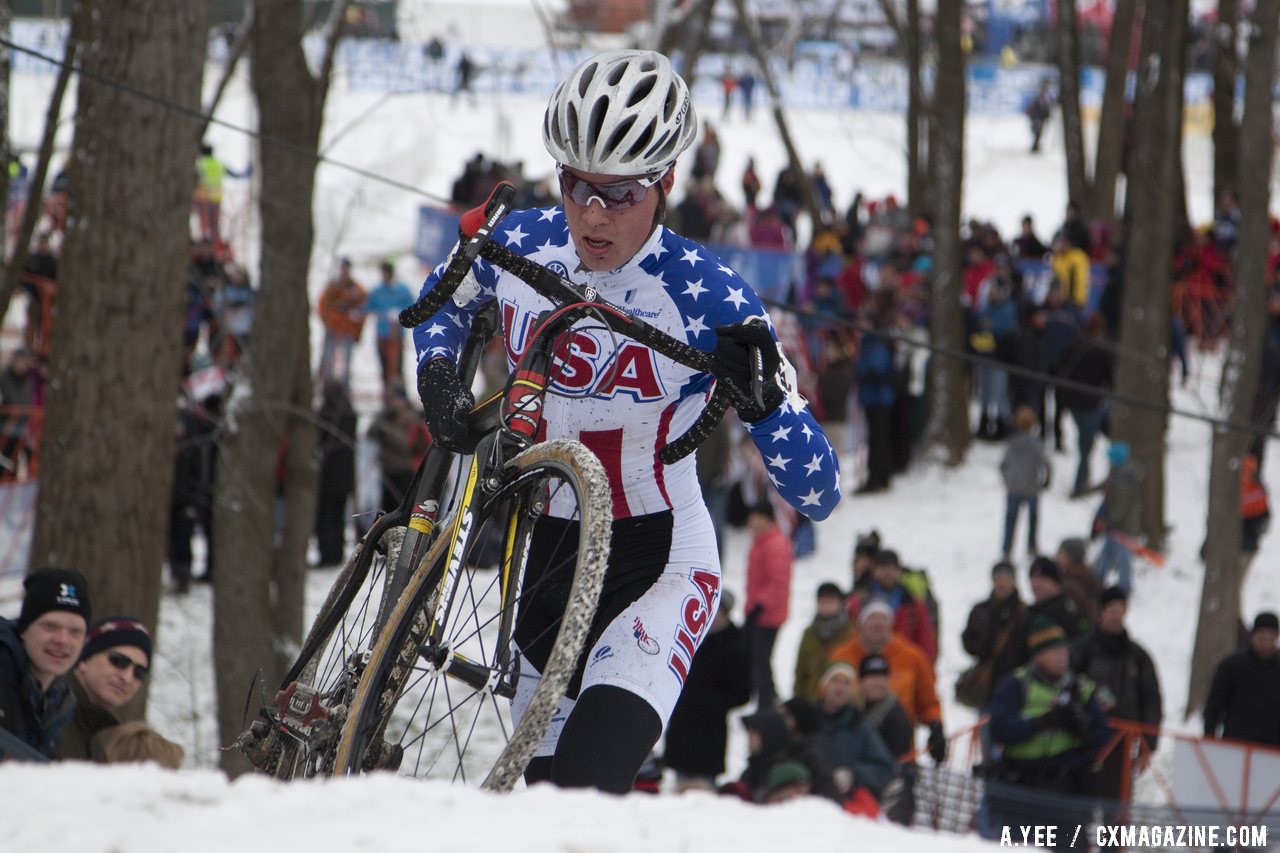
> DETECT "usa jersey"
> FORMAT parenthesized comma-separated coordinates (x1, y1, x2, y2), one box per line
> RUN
(413, 206, 841, 522)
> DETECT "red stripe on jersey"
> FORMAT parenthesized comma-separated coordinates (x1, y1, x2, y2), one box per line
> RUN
(652, 402, 677, 511)
(577, 428, 631, 518)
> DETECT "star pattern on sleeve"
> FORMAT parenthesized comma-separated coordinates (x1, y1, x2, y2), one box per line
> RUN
(538, 207, 561, 222)
(724, 286, 749, 310)
(680, 248, 702, 267)
(769, 424, 792, 443)
(804, 454, 823, 476)
(685, 315, 709, 337)
(504, 224, 529, 248)
(799, 487, 825, 507)
(683, 278, 707, 300)
(766, 452, 791, 470)
(424, 322, 446, 337)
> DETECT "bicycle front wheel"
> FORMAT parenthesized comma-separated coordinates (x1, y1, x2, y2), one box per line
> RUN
(334, 439, 611, 790)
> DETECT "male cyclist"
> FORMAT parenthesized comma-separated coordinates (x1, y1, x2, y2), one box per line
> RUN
(413, 49, 840, 792)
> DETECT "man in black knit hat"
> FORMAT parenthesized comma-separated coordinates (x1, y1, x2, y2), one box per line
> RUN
(0, 567, 92, 759)
(58, 616, 154, 761)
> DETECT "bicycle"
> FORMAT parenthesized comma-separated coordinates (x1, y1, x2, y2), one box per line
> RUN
(235, 183, 756, 790)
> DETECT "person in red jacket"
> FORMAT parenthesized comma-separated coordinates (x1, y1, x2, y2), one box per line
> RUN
(848, 549, 937, 663)
(744, 501, 793, 707)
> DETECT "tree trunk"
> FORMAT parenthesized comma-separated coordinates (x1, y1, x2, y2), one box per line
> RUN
(675, 0, 716, 94)
(905, 0, 929, 222)
(731, 0, 825, 230)
(1210, 0, 1239, 207)
(30, 0, 206, 656)
(213, 0, 339, 772)
(0, 30, 75, 321)
(922, 0, 969, 466)
(0, 1, 11, 261)
(1187, 0, 1277, 718)
(874, 0, 929, 220)
(1110, 0, 1187, 551)
(1087, 0, 1136, 227)
(1055, 0, 1089, 210)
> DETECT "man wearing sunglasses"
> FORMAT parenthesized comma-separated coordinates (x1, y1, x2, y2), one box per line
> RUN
(414, 49, 841, 794)
(57, 616, 153, 762)
(0, 566, 92, 760)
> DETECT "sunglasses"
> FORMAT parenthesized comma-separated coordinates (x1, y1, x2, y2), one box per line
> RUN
(557, 167, 665, 210)
(106, 650, 150, 681)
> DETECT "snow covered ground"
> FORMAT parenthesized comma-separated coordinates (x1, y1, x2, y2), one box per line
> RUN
(2, 23, 1279, 852)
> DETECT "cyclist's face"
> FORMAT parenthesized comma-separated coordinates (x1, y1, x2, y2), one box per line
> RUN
(561, 167, 674, 272)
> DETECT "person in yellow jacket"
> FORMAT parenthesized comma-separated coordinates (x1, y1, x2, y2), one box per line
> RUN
(1050, 232, 1091, 310)
(194, 144, 225, 245)
(984, 618, 1109, 843)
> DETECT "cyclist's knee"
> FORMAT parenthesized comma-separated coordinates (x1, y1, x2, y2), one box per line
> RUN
(550, 685, 662, 794)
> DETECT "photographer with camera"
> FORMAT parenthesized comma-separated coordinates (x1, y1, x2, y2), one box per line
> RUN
(985, 616, 1109, 848)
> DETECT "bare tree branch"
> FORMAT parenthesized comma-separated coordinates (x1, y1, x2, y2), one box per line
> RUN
(199, 0, 255, 141)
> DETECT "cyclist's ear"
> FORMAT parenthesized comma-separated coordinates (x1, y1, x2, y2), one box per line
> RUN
(660, 167, 676, 194)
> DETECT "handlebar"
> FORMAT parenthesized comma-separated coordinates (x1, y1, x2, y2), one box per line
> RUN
(398, 182, 746, 463)
(398, 183, 518, 330)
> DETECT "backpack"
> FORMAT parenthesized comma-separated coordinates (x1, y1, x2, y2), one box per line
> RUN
(900, 566, 940, 640)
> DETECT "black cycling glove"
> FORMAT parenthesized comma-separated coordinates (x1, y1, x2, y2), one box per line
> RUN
(709, 321, 784, 423)
(417, 357, 476, 453)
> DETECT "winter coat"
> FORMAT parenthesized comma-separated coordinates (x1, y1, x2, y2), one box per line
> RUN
(849, 583, 937, 663)
(0, 619, 76, 759)
(318, 277, 367, 341)
(863, 694, 914, 760)
(663, 622, 752, 778)
(1052, 247, 1092, 307)
(856, 331, 896, 409)
(961, 592, 1028, 693)
(1001, 432, 1049, 497)
(1099, 463, 1142, 537)
(745, 526, 792, 629)
(794, 612, 855, 703)
(1010, 594, 1089, 670)
(56, 675, 118, 762)
(828, 633, 941, 726)
(814, 703, 896, 799)
(368, 409, 415, 478)
(1203, 648, 1280, 747)
(172, 408, 219, 511)
(988, 665, 1109, 783)
(1061, 566, 1102, 629)
(317, 392, 358, 498)
(739, 711, 842, 803)
(1042, 308, 1080, 373)
(1056, 337, 1114, 413)
(1070, 629, 1162, 750)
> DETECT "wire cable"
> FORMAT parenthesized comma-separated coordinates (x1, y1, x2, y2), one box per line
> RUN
(0, 33, 455, 206)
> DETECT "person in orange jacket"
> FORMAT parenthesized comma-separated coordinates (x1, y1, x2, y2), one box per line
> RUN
(828, 598, 947, 764)
(317, 258, 367, 388)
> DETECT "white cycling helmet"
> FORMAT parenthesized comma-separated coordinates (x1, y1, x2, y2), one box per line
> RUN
(542, 49, 697, 177)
